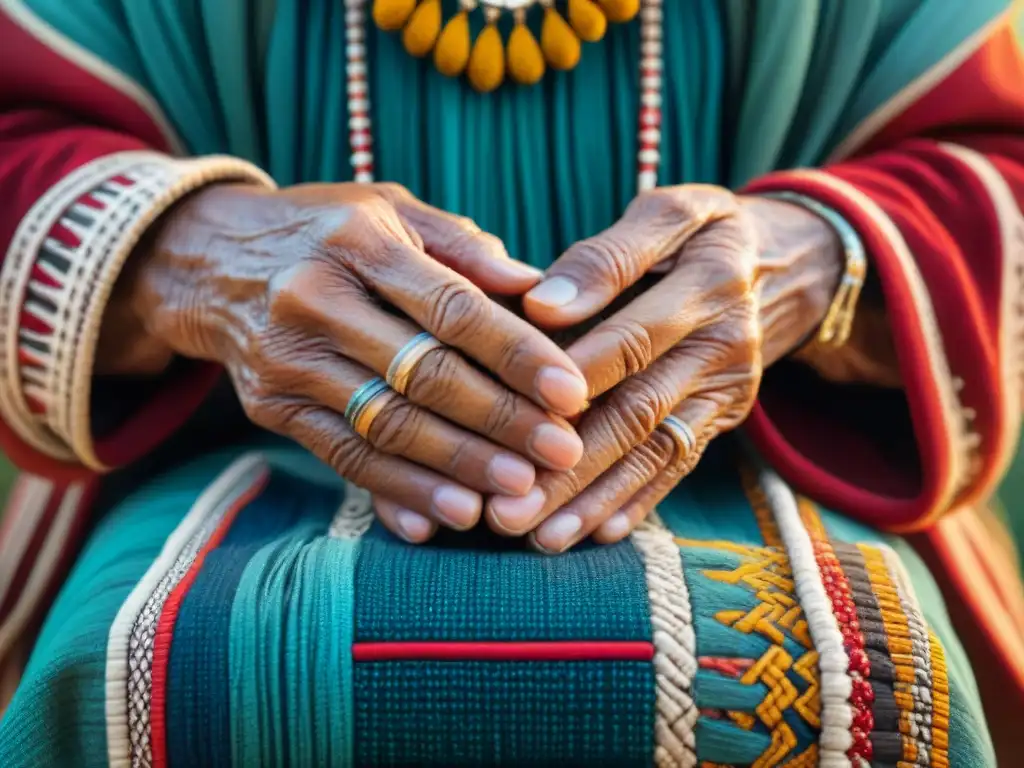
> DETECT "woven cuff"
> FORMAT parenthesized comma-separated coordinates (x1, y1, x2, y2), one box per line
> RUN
(743, 168, 969, 531)
(0, 151, 276, 470)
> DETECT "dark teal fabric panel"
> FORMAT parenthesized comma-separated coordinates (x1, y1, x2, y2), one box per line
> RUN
(354, 660, 654, 766)
(354, 525, 651, 641)
(165, 470, 340, 768)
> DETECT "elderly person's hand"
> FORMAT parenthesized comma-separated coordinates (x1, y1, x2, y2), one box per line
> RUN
(484, 186, 846, 552)
(113, 182, 589, 540)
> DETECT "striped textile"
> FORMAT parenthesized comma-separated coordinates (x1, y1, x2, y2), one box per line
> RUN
(0, 439, 995, 767)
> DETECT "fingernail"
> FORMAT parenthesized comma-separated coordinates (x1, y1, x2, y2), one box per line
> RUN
(527, 276, 578, 308)
(499, 260, 545, 281)
(432, 485, 482, 529)
(527, 423, 584, 469)
(535, 511, 583, 552)
(535, 367, 589, 415)
(487, 453, 536, 495)
(395, 508, 434, 543)
(598, 511, 632, 541)
(488, 486, 546, 533)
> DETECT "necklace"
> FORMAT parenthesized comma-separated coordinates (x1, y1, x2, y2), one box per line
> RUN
(372, 0, 642, 91)
(346, 0, 663, 193)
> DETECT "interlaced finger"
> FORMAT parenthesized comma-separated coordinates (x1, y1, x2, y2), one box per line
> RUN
(592, 397, 722, 545)
(486, 312, 761, 539)
(336, 216, 590, 417)
(255, 398, 485, 531)
(273, 267, 584, 470)
(523, 186, 738, 328)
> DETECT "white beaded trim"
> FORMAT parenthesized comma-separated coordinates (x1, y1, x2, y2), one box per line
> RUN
(630, 515, 698, 767)
(0, 151, 275, 470)
(758, 462, 854, 766)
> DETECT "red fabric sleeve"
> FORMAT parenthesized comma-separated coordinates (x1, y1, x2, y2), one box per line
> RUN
(0, 9, 221, 479)
(743, 19, 1024, 533)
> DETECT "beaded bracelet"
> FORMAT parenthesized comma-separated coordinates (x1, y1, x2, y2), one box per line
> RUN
(761, 190, 868, 348)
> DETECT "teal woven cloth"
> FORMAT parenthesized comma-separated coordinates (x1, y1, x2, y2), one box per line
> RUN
(0, 439, 995, 766)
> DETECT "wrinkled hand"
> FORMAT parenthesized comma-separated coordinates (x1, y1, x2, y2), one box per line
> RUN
(485, 186, 844, 552)
(121, 182, 589, 540)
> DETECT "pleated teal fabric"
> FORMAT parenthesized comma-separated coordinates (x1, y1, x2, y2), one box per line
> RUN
(24, 0, 1011, 260)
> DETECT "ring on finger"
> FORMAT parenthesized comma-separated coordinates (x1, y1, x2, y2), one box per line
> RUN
(386, 331, 445, 395)
(660, 414, 696, 461)
(345, 377, 392, 438)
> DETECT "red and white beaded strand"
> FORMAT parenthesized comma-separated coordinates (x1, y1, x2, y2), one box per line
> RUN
(344, 0, 664, 194)
(637, 0, 663, 192)
(346, 0, 374, 183)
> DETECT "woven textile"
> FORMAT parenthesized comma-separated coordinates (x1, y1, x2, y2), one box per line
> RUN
(0, 440, 996, 767)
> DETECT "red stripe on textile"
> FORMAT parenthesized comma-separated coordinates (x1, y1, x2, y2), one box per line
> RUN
(48, 221, 80, 248)
(351, 641, 655, 662)
(149, 470, 268, 768)
(19, 311, 51, 335)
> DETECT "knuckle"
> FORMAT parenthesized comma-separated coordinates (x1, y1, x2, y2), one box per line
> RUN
(483, 386, 519, 438)
(542, 467, 586, 504)
(588, 401, 655, 459)
(599, 319, 656, 378)
(325, 433, 374, 481)
(373, 181, 411, 201)
(494, 334, 535, 378)
(367, 398, 420, 455)
(404, 347, 462, 406)
(608, 375, 676, 436)
(423, 280, 490, 342)
(565, 236, 633, 289)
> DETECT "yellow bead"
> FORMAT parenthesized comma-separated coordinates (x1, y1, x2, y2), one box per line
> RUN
(434, 11, 471, 77)
(568, 0, 607, 42)
(508, 21, 545, 85)
(468, 24, 505, 92)
(402, 0, 441, 58)
(541, 8, 581, 71)
(372, 0, 416, 31)
(598, 0, 640, 23)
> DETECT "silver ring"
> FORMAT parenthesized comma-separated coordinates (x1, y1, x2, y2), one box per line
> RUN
(345, 377, 390, 435)
(660, 414, 696, 459)
(385, 331, 445, 395)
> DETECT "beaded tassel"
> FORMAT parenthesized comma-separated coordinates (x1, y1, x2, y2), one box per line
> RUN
(353, 0, 664, 200)
(373, 0, 639, 90)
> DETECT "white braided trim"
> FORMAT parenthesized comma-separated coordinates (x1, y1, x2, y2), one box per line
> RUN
(630, 517, 697, 767)
(327, 481, 374, 539)
(105, 452, 268, 768)
(0, 151, 276, 469)
(759, 465, 854, 766)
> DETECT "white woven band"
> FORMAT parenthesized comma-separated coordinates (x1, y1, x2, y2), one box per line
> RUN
(0, 151, 276, 469)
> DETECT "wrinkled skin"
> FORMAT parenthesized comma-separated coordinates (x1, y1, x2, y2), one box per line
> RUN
(104, 182, 593, 538)
(103, 182, 842, 549)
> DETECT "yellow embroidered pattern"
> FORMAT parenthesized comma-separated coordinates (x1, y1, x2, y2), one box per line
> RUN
(679, 538, 820, 768)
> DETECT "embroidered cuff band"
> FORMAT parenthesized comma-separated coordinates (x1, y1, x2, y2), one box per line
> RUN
(0, 151, 276, 470)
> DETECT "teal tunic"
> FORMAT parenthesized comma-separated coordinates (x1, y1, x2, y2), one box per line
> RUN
(0, 1, 1013, 765)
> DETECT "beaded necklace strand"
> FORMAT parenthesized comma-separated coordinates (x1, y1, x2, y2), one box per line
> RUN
(344, 0, 663, 193)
